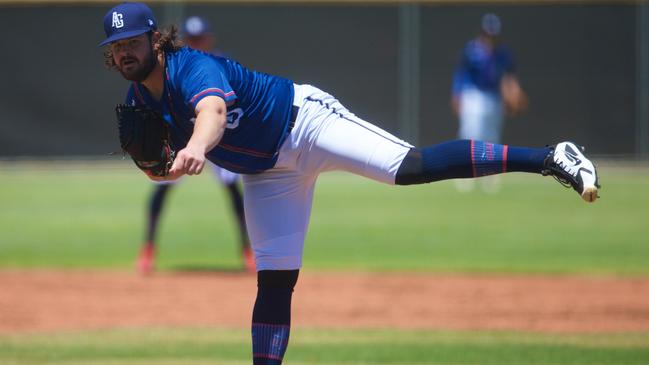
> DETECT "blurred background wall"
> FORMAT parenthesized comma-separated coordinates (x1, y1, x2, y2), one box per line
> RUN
(0, 0, 646, 158)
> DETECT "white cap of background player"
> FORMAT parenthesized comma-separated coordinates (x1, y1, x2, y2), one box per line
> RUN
(183, 16, 212, 37)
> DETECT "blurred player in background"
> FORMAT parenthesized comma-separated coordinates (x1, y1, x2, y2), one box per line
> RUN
(451, 13, 529, 192)
(182, 15, 228, 58)
(138, 15, 254, 275)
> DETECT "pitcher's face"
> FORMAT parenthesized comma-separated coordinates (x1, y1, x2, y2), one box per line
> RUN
(110, 34, 156, 82)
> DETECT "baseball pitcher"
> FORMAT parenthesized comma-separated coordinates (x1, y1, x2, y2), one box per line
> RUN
(101, 3, 599, 364)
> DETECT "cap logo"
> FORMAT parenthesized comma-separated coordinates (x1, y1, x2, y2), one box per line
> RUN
(112, 12, 124, 29)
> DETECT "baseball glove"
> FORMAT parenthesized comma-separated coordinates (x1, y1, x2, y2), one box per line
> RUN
(115, 104, 175, 177)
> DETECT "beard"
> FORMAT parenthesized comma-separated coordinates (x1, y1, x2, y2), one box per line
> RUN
(117, 48, 156, 82)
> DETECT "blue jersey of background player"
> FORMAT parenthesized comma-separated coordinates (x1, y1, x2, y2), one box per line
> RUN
(451, 13, 528, 124)
(126, 46, 295, 174)
(451, 36, 515, 97)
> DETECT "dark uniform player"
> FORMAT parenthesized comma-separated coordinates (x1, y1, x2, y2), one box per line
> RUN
(138, 15, 253, 275)
(100, 3, 599, 364)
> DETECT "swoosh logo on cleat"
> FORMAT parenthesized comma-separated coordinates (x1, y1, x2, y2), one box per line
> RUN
(564, 144, 582, 165)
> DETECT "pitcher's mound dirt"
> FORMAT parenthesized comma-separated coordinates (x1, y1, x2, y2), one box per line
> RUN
(1, 270, 649, 333)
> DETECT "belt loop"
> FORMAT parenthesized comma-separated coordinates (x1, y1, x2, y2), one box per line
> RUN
(289, 105, 299, 130)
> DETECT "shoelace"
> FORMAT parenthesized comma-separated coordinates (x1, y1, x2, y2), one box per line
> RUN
(552, 173, 574, 189)
(551, 158, 578, 189)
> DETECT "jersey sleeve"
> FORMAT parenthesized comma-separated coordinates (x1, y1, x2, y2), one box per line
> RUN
(451, 46, 470, 96)
(177, 52, 237, 109)
(451, 68, 465, 97)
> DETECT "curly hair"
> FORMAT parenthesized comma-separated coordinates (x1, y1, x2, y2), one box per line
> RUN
(103, 25, 184, 70)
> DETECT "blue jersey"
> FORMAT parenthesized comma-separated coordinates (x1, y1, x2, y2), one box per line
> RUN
(126, 47, 295, 174)
(452, 38, 515, 97)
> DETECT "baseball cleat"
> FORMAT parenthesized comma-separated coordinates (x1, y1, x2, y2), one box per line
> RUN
(243, 246, 256, 273)
(542, 142, 600, 203)
(137, 242, 156, 275)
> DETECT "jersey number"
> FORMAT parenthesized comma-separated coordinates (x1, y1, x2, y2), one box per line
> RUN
(226, 108, 243, 130)
(190, 108, 242, 130)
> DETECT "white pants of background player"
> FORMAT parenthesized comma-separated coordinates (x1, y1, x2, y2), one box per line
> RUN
(243, 84, 413, 271)
(456, 87, 504, 193)
(458, 88, 504, 143)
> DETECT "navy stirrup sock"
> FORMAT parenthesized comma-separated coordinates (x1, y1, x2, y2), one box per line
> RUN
(146, 184, 171, 242)
(395, 139, 550, 185)
(506, 145, 552, 173)
(252, 270, 299, 365)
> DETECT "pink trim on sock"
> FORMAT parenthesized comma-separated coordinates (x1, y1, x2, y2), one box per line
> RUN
(253, 353, 284, 360)
(502, 145, 509, 173)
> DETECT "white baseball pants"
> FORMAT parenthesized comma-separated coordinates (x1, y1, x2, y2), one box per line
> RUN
(243, 84, 413, 271)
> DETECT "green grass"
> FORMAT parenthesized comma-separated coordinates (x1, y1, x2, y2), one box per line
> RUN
(1, 161, 648, 364)
(0, 160, 648, 274)
(0, 328, 648, 365)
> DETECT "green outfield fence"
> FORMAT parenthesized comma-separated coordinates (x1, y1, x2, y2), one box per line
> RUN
(0, 0, 647, 158)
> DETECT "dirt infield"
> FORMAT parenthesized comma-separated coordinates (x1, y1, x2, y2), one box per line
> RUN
(1, 270, 649, 334)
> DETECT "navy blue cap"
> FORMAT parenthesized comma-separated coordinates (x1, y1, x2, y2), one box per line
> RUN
(99, 2, 157, 47)
(182, 16, 212, 37)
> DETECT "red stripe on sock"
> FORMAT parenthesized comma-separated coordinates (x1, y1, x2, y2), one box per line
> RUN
(502, 145, 508, 173)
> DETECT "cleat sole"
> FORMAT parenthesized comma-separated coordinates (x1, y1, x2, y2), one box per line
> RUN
(582, 186, 598, 203)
